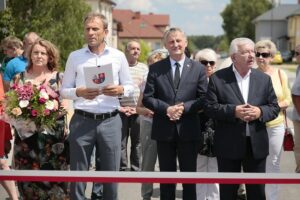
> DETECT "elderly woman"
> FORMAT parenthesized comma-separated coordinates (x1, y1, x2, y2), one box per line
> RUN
(194, 48, 219, 200)
(12, 39, 69, 199)
(255, 40, 291, 200)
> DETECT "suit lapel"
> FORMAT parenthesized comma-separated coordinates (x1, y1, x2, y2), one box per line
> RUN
(178, 58, 192, 90)
(164, 58, 176, 93)
(228, 66, 245, 103)
(247, 70, 257, 103)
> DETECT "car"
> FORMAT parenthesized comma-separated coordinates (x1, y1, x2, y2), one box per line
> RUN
(280, 50, 293, 62)
(271, 51, 283, 64)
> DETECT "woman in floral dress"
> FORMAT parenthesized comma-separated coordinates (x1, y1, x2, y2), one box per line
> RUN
(12, 39, 69, 200)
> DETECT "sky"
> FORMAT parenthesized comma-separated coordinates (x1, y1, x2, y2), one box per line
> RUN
(114, 0, 298, 36)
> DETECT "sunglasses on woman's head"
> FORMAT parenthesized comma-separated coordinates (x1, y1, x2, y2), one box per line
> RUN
(200, 60, 215, 66)
(255, 52, 271, 58)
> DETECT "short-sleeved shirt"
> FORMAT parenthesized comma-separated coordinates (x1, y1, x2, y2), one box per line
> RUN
(119, 62, 148, 107)
(3, 56, 27, 81)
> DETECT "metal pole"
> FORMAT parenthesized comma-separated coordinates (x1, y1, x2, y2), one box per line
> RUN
(0, 0, 6, 11)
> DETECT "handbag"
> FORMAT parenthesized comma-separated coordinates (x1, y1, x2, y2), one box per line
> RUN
(282, 109, 294, 151)
(278, 70, 294, 151)
(283, 125, 294, 151)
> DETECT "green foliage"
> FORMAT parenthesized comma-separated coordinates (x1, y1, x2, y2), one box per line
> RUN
(0, 0, 91, 70)
(138, 40, 150, 64)
(221, 0, 272, 42)
(188, 35, 229, 54)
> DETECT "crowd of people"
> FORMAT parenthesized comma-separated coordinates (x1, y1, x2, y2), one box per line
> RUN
(1, 11, 300, 200)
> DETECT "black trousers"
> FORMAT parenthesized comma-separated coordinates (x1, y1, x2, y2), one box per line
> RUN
(120, 113, 141, 171)
(217, 137, 266, 200)
(157, 133, 198, 200)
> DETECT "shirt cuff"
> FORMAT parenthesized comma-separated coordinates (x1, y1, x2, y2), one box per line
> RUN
(122, 85, 134, 97)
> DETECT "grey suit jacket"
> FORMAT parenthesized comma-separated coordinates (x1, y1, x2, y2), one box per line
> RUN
(205, 65, 280, 159)
(143, 56, 207, 141)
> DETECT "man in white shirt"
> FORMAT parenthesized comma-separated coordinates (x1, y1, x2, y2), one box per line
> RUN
(61, 12, 134, 200)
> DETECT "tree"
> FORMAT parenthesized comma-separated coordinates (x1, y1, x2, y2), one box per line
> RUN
(138, 40, 150, 64)
(0, 0, 91, 69)
(221, 0, 272, 42)
(187, 35, 228, 54)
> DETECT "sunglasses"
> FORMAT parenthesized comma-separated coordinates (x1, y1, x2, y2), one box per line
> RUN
(295, 52, 300, 56)
(200, 60, 215, 66)
(255, 52, 271, 58)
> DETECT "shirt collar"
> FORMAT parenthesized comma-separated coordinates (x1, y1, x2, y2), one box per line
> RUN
(170, 56, 185, 68)
(232, 64, 251, 79)
(84, 45, 110, 56)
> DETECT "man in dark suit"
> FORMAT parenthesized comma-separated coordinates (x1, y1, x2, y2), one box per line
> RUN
(205, 38, 280, 200)
(143, 27, 207, 200)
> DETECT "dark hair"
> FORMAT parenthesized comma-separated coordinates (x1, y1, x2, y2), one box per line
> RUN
(27, 39, 59, 72)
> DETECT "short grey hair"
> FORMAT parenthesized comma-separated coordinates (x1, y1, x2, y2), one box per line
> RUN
(229, 38, 254, 55)
(163, 27, 187, 45)
(84, 12, 108, 30)
(194, 48, 218, 62)
(255, 39, 277, 57)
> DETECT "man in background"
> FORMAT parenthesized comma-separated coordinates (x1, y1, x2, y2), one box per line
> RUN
(119, 40, 148, 171)
(3, 32, 39, 90)
(292, 44, 300, 173)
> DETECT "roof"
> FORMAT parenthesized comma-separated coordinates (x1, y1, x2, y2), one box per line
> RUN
(102, 0, 116, 6)
(253, 4, 300, 22)
(113, 9, 169, 38)
(288, 8, 300, 17)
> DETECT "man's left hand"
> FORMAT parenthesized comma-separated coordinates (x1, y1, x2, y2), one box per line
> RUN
(243, 104, 261, 122)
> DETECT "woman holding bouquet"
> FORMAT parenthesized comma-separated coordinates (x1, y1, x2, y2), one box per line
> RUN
(10, 39, 69, 199)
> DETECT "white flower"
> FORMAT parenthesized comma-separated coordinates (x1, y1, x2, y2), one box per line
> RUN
(45, 100, 55, 110)
(19, 100, 29, 108)
(39, 89, 49, 100)
(11, 107, 22, 116)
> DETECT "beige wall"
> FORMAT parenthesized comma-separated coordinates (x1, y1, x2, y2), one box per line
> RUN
(288, 15, 300, 50)
(85, 0, 117, 48)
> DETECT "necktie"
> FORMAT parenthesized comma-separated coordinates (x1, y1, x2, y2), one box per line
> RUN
(174, 62, 180, 89)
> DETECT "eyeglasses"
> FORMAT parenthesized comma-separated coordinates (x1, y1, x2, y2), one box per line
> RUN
(200, 60, 215, 66)
(295, 52, 300, 56)
(255, 52, 271, 58)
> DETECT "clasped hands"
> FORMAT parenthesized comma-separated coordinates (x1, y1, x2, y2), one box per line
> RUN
(119, 106, 137, 116)
(235, 104, 261, 122)
(76, 85, 123, 100)
(167, 102, 184, 121)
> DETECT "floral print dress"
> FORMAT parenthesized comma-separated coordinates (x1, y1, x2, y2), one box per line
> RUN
(13, 72, 70, 200)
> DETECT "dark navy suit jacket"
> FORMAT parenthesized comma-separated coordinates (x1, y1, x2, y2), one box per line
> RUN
(143, 56, 207, 141)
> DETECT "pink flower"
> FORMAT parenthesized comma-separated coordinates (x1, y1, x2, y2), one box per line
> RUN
(39, 98, 47, 104)
(31, 109, 37, 117)
(44, 109, 50, 116)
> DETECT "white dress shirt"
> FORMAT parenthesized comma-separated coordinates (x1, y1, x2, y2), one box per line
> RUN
(170, 57, 185, 78)
(61, 46, 134, 113)
(232, 64, 251, 136)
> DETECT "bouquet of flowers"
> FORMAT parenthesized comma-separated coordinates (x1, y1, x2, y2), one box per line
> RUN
(2, 81, 66, 139)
